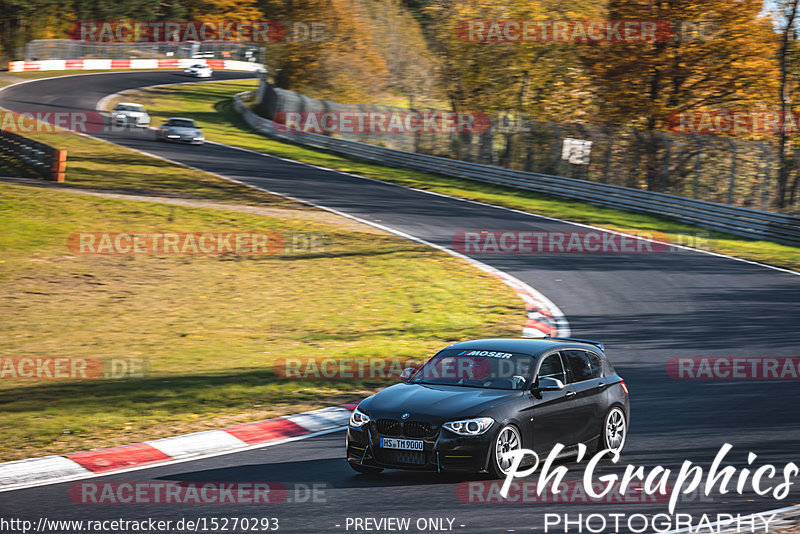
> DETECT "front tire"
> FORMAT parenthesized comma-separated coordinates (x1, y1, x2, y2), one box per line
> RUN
(597, 407, 627, 454)
(488, 425, 522, 478)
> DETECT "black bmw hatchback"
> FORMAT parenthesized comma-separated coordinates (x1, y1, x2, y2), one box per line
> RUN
(346, 337, 629, 477)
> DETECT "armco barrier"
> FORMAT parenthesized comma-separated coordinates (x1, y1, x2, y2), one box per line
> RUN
(232, 92, 800, 247)
(8, 58, 262, 72)
(0, 130, 67, 182)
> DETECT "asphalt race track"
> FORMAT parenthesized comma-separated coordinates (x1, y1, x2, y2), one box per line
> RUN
(1, 72, 799, 533)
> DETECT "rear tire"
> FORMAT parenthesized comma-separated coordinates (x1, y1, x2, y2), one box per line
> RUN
(596, 407, 627, 454)
(348, 462, 383, 475)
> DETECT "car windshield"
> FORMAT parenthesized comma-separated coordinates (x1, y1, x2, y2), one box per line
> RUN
(409, 349, 533, 390)
(116, 105, 143, 111)
(191, 65, 206, 68)
(168, 119, 196, 128)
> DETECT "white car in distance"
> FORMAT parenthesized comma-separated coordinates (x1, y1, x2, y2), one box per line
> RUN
(184, 64, 213, 78)
(112, 103, 150, 127)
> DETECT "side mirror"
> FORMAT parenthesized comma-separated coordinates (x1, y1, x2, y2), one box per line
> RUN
(399, 367, 417, 382)
(533, 377, 564, 392)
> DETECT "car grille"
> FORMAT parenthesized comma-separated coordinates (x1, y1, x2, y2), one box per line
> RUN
(404, 421, 432, 438)
(377, 419, 401, 436)
(376, 449, 426, 465)
(375, 419, 433, 438)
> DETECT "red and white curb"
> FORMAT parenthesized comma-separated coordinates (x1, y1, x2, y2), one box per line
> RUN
(0, 401, 358, 492)
(8, 58, 261, 73)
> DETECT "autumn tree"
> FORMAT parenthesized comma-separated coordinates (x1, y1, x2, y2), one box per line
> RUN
(577, 0, 779, 192)
(774, 0, 800, 209)
(185, 0, 261, 21)
(579, 0, 778, 130)
(257, 0, 389, 103)
(1, 0, 190, 65)
(360, 0, 441, 108)
(424, 0, 604, 120)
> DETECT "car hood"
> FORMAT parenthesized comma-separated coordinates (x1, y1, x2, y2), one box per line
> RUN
(359, 382, 520, 421)
(116, 111, 145, 117)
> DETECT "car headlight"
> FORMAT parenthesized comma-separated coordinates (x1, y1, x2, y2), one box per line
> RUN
(167, 134, 180, 139)
(349, 407, 370, 428)
(442, 417, 494, 436)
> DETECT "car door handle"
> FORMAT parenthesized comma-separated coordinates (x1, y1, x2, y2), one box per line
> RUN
(597, 382, 607, 390)
(565, 391, 576, 398)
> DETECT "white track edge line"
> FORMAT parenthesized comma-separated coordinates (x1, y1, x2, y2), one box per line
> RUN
(30, 78, 572, 338)
(112, 143, 573, 338)
(217, 139, 800, 278)
(3, 74, 796, 277)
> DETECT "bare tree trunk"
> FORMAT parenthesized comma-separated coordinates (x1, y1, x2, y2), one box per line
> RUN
(778, 0, 799, 209)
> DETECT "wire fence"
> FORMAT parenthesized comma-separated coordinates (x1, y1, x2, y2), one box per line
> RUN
(22, 39, 263, 63)
(255, 80, 800, 214)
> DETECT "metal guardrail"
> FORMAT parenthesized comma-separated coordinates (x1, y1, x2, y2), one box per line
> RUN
(256, 83, 798, 214)
(0, 130, 67, 182)
(233, 92, 800, 247)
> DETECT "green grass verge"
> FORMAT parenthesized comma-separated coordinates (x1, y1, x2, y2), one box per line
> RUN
(0, 181, 521, 460)
(0, 104, 301, 207)
(108, 80, 800, 272)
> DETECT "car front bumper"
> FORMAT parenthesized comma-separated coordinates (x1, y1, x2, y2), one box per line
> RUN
(346, 423, 494, 473)
(114, 116, 149, 126)
(163, 135, 204, 144)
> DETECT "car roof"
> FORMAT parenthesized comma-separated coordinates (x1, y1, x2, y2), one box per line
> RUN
(167, 117, 195, 122)
(443, 337, 604, 356)
(117, 102, 143, 107)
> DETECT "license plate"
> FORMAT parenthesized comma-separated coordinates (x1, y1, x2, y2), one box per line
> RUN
(379, 437, 424, 451)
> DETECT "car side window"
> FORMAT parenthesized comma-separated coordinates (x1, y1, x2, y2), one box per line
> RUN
(563, 350, 596, 383)
(537, 353, 566, 384)
(586, 351, 603, 378)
